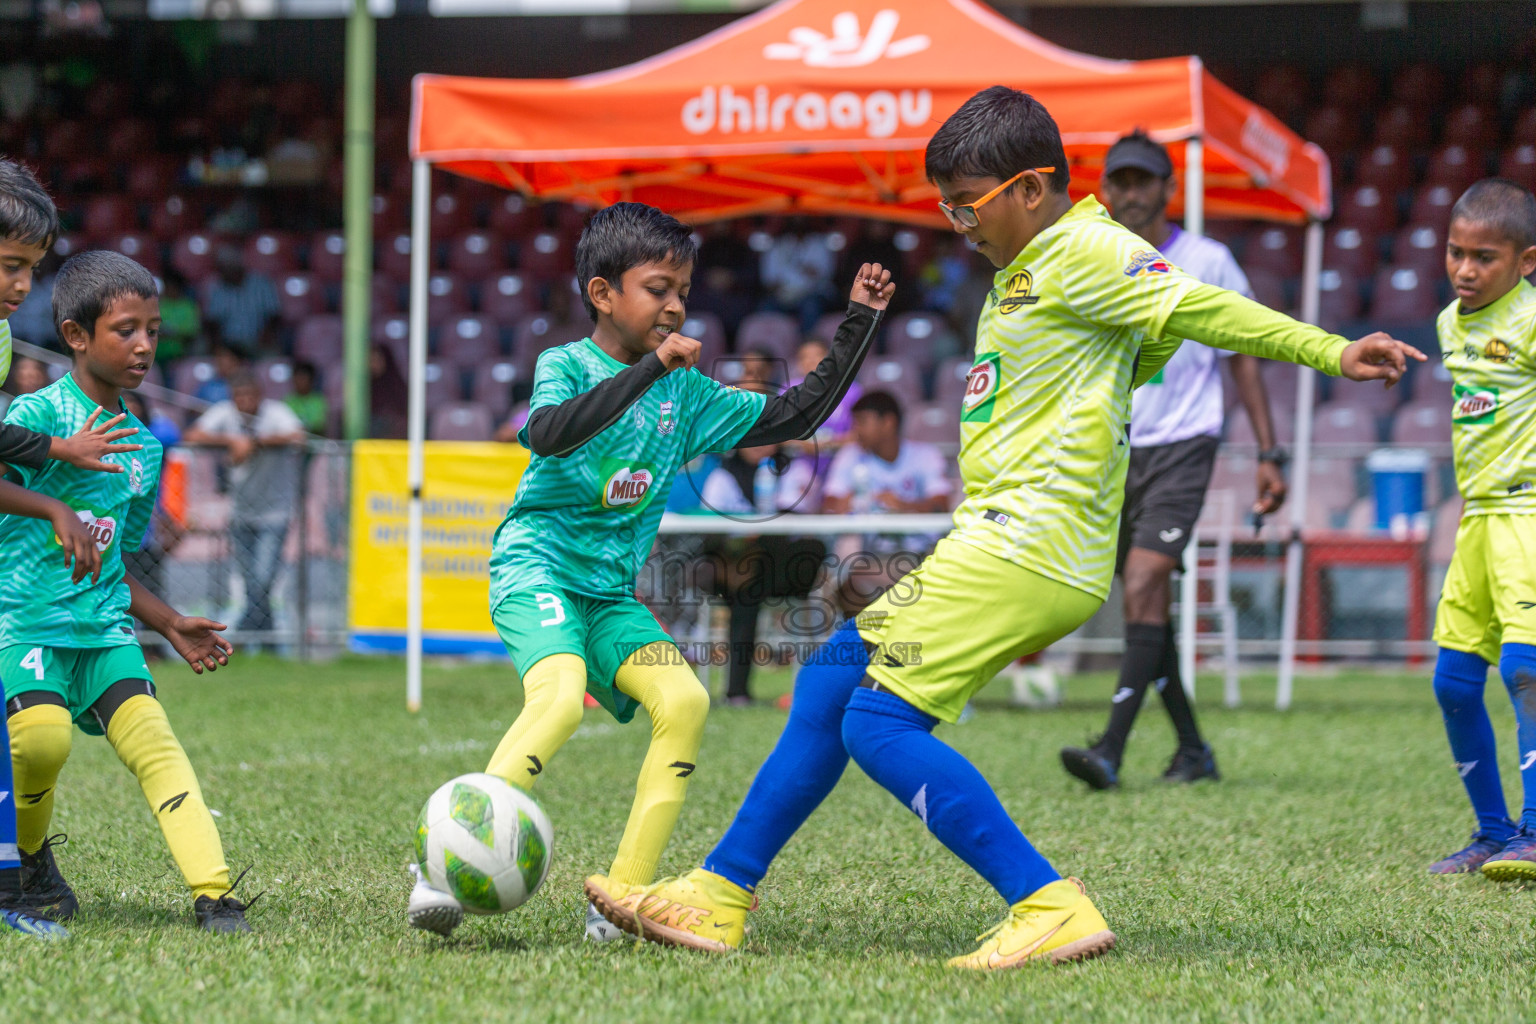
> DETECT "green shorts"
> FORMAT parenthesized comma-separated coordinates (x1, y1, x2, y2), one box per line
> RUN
(491, 588, 678, 724)
(0, 642, 153, 736)
(856, 537, 1102, 723)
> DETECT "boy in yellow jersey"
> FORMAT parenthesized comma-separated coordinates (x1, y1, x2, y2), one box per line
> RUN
(1422, 179, 1536, 881)
(587, 87, 1423, 968)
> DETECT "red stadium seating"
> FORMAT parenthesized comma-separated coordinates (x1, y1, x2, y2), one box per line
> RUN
(126, 157, 175, 199)
(1323, 226, 1377, 279)
(82, 196, 134, 240)
(422, 361, 463, 408)
(107, 118, 156, 162)
(1391, 401, 1452, 444)
(1311, 400, 1380, 445)
(1226, 396, 1295, 445)
(372, 274, 402, 317)
(1390, 62, 1445, 111)
(735, 311, 801, 365)
(170, 232, 220, 281)
(1317, 269, 1363, 332)
(1412, 359, 1454, 405)
(106, 233, 161, 274)
(438, 314, 500, 368)
(148, 195, 195, 241)
(1513, 107, 1536, 144)
(1242, 225, 1303, 279)
(489, 193, 539, 237)
(244, 232, 300, 277)
(427, 273, 470, 326)
(1331, 372, 1405, 417)
(1253, 63, 1309, 122)
(255, 358, 294, 401)
(277, 273, 326, 324)
(933, 357, 973, 410)
(1336, 186, 1397, 235)
(1323, 63, 1379, 110)
(431, 401, 495, 441)
(1356, 145, 1412, 195)
(372, 314, 410, 370)
(1424, 145, 1483, 193)
(512, 314, 588, 375)
(478, 272, 534, 324)
(520, 231, 573, 283)
(1245, 267, 1290, 313)
(379, 232, 414, 281)
(1369, 266, 1440, 324)
(429, 193, 471, 239)
(309, 231, 347, 281)
(372, 193, 406, 236)
(446, 231, 507, 278)
(44, 120, 87, 162)
(1390, 224, 1446, 281)
(1371, 104, 1430, 150)
(294, 315, 345, 367)
(883, 312, 954, 365)
(1302, 106, 1360, 155)
(172, 356, 218, 395)
(906, 403, 959, 447)
(679, 311, 728, 375)
(858, 356, 924, 411)
(1443, 104, 1497, 149)
(1499, 144, 1536, 191)
(1407, 185, 1457, 234)
(471, 361, 521, 418)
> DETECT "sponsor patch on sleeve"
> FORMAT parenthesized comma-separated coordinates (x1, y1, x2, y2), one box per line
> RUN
(1124, 250, 1173, 277)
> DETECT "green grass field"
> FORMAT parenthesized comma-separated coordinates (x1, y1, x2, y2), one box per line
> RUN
(0, 655, 1531, 1023)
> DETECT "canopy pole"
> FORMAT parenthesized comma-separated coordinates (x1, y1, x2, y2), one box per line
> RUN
(342, 0, 375, 441)
(1277, 219, 1324, 711)
(1176, 135, 1204, 698)
(406, 158, 431, 713)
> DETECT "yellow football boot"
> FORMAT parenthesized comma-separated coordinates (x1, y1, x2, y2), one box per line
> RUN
(585, 869, 751, 953)
(947, 878, 1115, 970)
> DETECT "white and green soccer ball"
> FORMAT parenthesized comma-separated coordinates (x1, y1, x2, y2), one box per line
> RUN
(414, 772, 553, 915)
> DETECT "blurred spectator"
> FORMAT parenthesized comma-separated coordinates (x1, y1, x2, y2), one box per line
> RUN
(5, 356, 49, 396)
(369, 343, 408, 439)
(919, 236, 974, 315)
(8, 256, 56, 348)
(183, 370, 306, 646)
(120, 391, 183, 605)
(284, 359, 328, 436)
(688, 221, 758, 337)
(822, 391, 952, 613)
(761, 219, 835, 333)
(203, 245, 279, 354)
(157, 269, 202, 364)
(737, 347, 782, 394)
(699, 442, 824, 704)
(493, 401, 531, 444)
(786, 338, 861, 445)
(195, 343, 246, 405)
(842, 221, 906, 312)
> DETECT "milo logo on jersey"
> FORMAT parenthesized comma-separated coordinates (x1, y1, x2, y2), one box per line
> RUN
(598, 459, 660, 512)
(961, 353, 1001, 423)
(1453, 384, 1499, 425)
(49, 508, 118, 552)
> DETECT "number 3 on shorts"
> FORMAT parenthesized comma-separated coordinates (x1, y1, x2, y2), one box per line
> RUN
(535, 592, 566, 627)
(19, 646, 45, 681)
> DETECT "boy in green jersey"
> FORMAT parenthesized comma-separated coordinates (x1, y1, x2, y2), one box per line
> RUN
(0, 251, 253, 933)
(1423, 179, 1536, 880)
(407, 202, 893, 939)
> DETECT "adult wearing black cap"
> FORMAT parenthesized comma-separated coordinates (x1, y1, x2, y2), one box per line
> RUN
(1059, 131, 1287, 790)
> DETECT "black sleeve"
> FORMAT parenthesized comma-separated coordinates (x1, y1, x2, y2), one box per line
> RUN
(0, 422, 52, 471)
(736, 301, 882, 447)
(524, 351, 670, 458)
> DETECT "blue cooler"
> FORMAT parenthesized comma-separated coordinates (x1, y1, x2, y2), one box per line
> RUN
(1367, 448, 1430, 537)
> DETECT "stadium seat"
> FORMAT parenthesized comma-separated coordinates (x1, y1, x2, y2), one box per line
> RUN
(1369, 266, 1440, 324)
(1242, 225, 1303, 278)
(446, 231, 508, 278)
(82, 196, 134, 240)
(1356, 145, 1411, 195)
(489, 193, 539, 237)
(1424, 145, 1484, 193)
(1258, 360, 1301, 409)
(438, 314, 500, 368)
(1316, 269, 1363, 332)
(477, 271, 533, 329)
(680, 311, 728, 374)
(43, 120, 87, 162)
(308, 231, 347, 281)
(735, 311, 801, 366)
(1323, 226, 1378, 280)
(1391, 401, 1451, 444)
(148, 195, 194, 241)
(472, 361, 520, 418)
(1407, 185, 1457, 234)
(1246, 267, 1290, 313)
(1302, 106, 1360, 155)
(1430, 498, 1464, 565)
(1301, 457, 1361, 529)
(1515, 107, 1536, 144)
(371, 274, 402, 317)
(422, 361, 463, 408)
(1253, 63, 1309, 122)
(379, 232, 414, 281)
(1390, 224, 1445, 281)
(857, 356, 924, 411)
(372, 193, 406, 236)
(1226, 396, 1295, 444)
(372, 314, 411, 371)
(170, 232, 219, 281)
(1322, 63, 1378, 109)
(126, 157, 175, 199)
(552, 203, 592, 238)
(244, 232, 301, 277)
(1442, 104, 1496, 149)
(1412, 359, 1454, 405)
(294, 315, 345, 367)
(520, 231, 573, 282)
(172, 356, 219, 395)
(711, 355, 747, 385)
(277, 273, 326, 324)
(1498, 144, 1536, 191)
(426, 274, 471, 326)
(809, 312, 846, 345)
(883, 312, 956, 367)
(905, 403, 960, 447)
(431, 401, 495, 441)
(933, 357, 973, 410)
(255, 358, 294, 401)
(1330, 373, 1404, 418)
(1336, 186, 1396, 236)
(106, 233, 162, 274)
(512, 314, 587, 375)
(106, 116, 153, 161)
(1390, 63, 1444, 112)
(1371, 104, 1430, 150)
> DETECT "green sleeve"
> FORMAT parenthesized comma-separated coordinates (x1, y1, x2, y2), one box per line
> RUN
(1162, 282, 1348, 376)
(1132, 334, 1184, 390)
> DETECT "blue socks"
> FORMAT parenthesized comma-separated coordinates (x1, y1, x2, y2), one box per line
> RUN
(703, 617, 868, 891)
(1434, 647, 1517, 842)
(1498, 642, 1536, 832)
(0, 680, 18, 890)
(842, 686, 1060, 905)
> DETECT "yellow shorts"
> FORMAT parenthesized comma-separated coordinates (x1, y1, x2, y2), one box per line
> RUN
(855, 536, 1102, 723)
(1433, 513, 1536, 663)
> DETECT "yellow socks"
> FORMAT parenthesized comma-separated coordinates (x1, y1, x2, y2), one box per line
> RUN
(105, 695, 230, 900)
(7, 703, 73, 854)
(606, 646, 710, 887)
(485, 653, 588, 788)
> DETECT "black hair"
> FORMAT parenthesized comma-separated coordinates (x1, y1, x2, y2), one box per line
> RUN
(0, 158, 59, 250)
(852, 389, 903, 426)
(52, 249, 159, 339)
(1451, 178, 1536, 251)
(925, 86, 1070, 194)
(292, 358, 317, 380)
(574, 202, 697, 321)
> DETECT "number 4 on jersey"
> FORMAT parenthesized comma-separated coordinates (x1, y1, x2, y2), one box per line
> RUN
(19, 646, 45, 680)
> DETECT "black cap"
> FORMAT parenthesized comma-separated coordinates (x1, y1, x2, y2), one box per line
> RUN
(1103, 133, 1173, 179)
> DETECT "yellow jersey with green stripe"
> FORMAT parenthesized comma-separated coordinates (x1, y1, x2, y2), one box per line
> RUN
(0, 319, 11, 386)
(1436, 279, 1536, 515)
(951, 197, 1199, 599)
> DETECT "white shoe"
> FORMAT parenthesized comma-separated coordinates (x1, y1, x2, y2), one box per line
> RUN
(585, 900, 626, 942)
(408, 863, 463, 937)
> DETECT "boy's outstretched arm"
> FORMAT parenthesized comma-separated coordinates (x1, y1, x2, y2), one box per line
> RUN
(523, 340, 698, 458)
(1159, 282, 1427, 386)
(736, 262, 893, 446)
(126, 573, 232, 674)
(0, 478, 102, 582)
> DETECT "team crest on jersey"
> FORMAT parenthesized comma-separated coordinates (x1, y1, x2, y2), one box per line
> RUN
(1483, 338, 1513, 363)
(657, 400, 677, 435)
(128, 457, 144, 494)
(1124, 250, 1173, 277)
(1453, 384, 1499, 424)
(598, 459, 659, 512)
(961, 352, 1001, 423)
(995, 270, 1039, 314)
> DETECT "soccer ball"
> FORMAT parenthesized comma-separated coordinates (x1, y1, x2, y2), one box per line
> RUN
(1004, 663, 1062, 710)
(414, 772, 553, 915)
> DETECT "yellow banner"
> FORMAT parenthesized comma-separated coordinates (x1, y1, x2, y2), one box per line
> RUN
(348, 440, 529, 654)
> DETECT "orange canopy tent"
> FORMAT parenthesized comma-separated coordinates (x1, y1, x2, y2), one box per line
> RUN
(410, 0, 1331, 227)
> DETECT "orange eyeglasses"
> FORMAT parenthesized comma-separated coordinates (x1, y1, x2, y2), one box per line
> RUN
(937, 168, 1056, 229)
